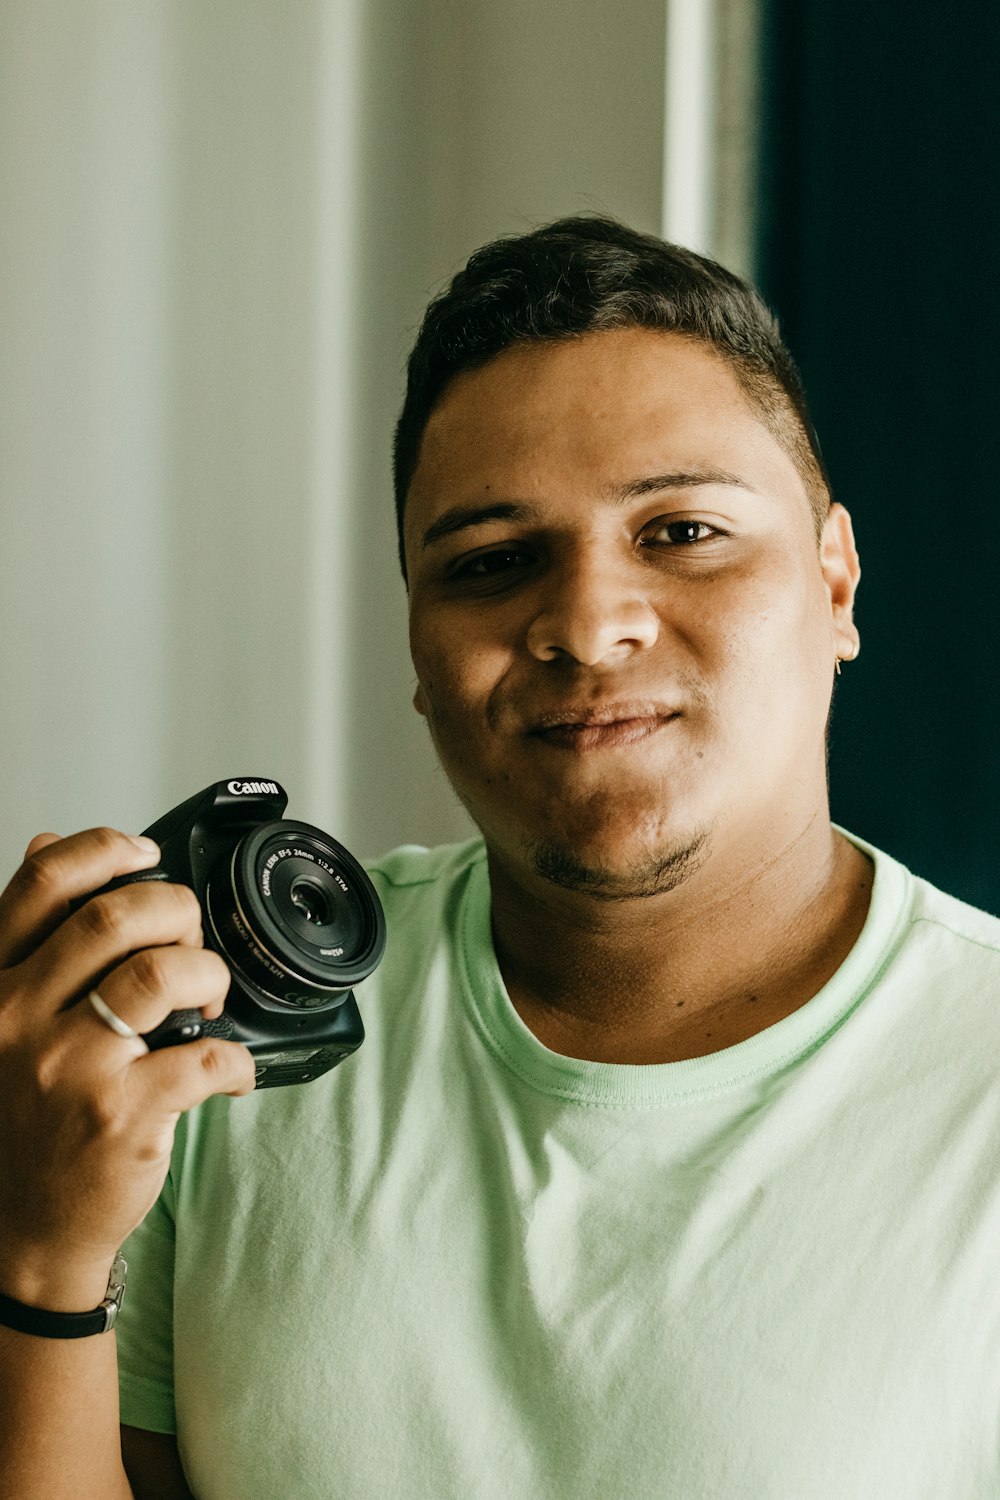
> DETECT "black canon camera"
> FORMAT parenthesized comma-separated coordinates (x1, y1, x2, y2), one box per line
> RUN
(84, 779, 385, 1087)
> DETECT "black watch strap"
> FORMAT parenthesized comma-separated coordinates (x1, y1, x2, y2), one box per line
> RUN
(0, 1253, 127, 1339)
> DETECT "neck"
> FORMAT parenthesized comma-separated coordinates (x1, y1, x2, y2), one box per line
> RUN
(487, 815, 874, 1064)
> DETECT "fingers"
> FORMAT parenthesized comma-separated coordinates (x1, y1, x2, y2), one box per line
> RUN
(11, 878, 205, 1026)
(24, 832, 61, 860)
(133, 1035, 257, 1111)
(68, 944, 232, 1058)
(0, 827, 162, 969)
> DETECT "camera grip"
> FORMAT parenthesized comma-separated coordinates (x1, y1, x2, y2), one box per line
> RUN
(142, 1008, 237, 1050)
(142, 1010, 205, 1051)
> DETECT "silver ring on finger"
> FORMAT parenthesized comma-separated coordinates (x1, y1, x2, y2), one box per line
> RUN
(87, 989, 147, 1048)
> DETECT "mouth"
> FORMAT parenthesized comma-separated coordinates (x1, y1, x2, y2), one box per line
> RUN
(527, 703, 680, 752)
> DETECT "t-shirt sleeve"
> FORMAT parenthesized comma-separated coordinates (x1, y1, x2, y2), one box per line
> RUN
(115, 1182, 178, 1434)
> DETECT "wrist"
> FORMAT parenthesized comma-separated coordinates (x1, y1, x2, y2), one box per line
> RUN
(0, 1244, 119, 1314)
(0, 1253, 127, 1339)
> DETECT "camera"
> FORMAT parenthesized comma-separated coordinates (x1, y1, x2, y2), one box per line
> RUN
(84, 779, 386, 1087)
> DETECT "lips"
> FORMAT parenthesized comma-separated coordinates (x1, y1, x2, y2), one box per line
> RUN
(526, 702, 679, 751)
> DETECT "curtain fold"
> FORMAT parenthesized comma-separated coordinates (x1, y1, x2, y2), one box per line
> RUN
(756, 0, 1000, 910)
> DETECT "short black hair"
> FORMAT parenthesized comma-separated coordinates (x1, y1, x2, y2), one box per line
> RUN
(393, 213, 830, 580)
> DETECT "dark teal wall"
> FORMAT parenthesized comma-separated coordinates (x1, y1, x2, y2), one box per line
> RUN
(756, 0, 1000, 911)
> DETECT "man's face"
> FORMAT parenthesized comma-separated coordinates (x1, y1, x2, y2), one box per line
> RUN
(403, 328, 859, 899)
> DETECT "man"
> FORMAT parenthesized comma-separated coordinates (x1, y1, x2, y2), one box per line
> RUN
(2, 216, 1000, 1498)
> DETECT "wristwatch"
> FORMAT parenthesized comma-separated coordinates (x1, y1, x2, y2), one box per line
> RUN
(0, 1252, 127, 1338)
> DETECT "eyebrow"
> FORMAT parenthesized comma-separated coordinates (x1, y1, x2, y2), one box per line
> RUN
(419, 467, 750, 550)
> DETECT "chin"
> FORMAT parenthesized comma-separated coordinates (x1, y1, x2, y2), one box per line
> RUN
(526, 826, 711, 902)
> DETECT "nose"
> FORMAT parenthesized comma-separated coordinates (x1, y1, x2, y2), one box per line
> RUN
(525, 549, 660, 666)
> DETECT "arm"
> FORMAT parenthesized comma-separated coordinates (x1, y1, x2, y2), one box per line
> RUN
(121, 1427, 195, 1500)
(0, 1323, 133, 1499)
(0, 828, 255, 1500)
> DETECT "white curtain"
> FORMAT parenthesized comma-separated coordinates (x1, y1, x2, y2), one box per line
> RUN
(0, 0, 752, 867)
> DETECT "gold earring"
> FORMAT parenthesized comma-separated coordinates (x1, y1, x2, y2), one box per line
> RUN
(835, 638, 860, 674)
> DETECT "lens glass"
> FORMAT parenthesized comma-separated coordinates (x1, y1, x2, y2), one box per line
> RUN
(289, 877, 333, 926)
(267, 851, 367, 958)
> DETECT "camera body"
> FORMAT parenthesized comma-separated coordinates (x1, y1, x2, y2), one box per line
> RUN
(93, 779, 385, 1087)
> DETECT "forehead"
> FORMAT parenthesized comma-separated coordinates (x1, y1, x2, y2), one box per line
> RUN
(404, 328, 806, 549)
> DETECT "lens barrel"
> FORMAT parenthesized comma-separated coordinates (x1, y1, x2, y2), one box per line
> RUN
(205, 821, 385, 1008)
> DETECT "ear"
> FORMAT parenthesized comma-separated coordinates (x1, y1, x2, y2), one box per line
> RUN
(820, 503, 861, 662)
(412, 682, 428, 718)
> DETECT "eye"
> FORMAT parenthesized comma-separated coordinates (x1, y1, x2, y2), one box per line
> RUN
(447, 545, 535, 585)
(642, 519, 720, 547)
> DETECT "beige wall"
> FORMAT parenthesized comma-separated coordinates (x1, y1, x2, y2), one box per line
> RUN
(0, 0, 750, 869)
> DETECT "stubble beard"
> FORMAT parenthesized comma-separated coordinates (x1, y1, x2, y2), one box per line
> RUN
(527, 827, 711, 902)
(420, 694, 713, 901)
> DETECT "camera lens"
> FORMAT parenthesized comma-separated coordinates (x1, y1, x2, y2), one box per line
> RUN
(205, 821, 386, 1009)
(265, 849, 370, 963)
(289, 877, 332, 926)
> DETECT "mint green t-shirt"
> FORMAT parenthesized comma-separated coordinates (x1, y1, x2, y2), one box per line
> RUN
(117, 834, 1000, 1498)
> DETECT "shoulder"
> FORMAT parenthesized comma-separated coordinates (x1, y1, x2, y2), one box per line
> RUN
(364, 836, 487, 892)
(357, 836, 490, 1002)
(842, 827, 1000, 957)
(363, 837, 488, 927)
(848, 830, 1000, 1004)
(831, 829, 1000, 1024)
(907, 873, 1000, 959)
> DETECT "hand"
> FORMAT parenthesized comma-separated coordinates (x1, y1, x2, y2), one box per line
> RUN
(0, 827, 255, 1310)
